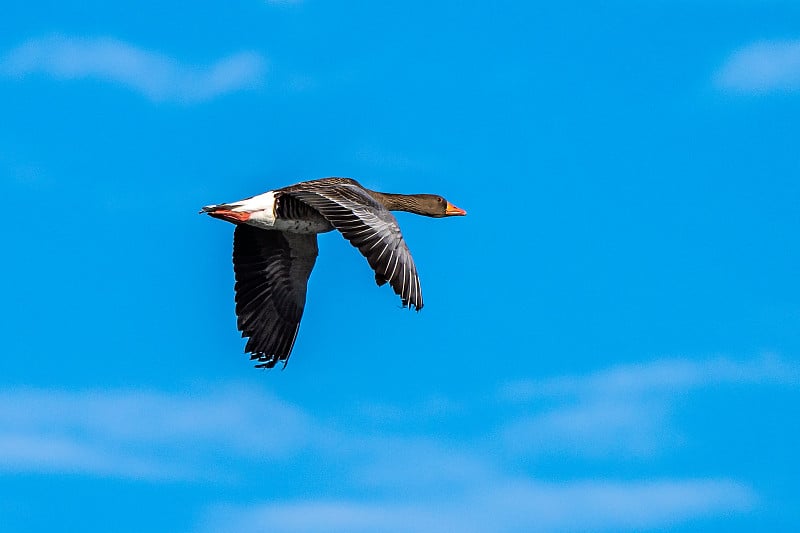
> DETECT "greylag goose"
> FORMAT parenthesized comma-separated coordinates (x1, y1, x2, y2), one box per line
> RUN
(201, 177, 466, 368)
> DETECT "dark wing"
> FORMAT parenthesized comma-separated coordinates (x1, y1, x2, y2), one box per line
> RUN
(232, 225, 318, 368)
(281, 181, 423, 310)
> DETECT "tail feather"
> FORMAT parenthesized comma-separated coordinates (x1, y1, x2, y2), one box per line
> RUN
(199, 202, 241, 214)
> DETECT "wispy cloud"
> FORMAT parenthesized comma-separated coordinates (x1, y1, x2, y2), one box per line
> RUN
(0, 35, 266, 103)
(716, 40, 800, 93)
(0, 384, 312, 480)
(500, 355, 799, 457)
(502, 396, 674, 457)
(2, 355, 785, 530)
(357, 394, 461, 423)
(502, 354, 800, 401)
(204, 478, 754, 533)
(4, 358, 790, 477)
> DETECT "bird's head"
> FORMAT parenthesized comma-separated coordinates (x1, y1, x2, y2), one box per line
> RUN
(408, 194, 467, 218)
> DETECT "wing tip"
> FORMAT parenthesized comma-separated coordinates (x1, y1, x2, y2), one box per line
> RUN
(402, 298, 423, 311)
(249, 350, 291, 369)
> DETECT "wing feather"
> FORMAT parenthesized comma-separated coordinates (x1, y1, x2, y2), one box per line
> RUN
(281, 180, 423, 310)
(232, 225, 318, 368)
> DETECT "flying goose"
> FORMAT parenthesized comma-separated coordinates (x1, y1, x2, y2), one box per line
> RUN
(201, 177, 466, 368)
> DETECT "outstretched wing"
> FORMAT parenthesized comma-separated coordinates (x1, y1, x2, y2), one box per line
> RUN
(281, 180, 423, 310)
(232, 225, 318, 368)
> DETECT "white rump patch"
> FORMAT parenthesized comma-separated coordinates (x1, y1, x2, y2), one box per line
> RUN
(234, 191, 277, 228)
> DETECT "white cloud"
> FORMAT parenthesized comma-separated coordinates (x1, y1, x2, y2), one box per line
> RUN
(0, 384, 312, 480)
(716, 40, 800, 93)
(346, 435, 496, 490)
(204, 478, 754, 533)
(502, 397, 675, 457)
(502, 354, 800, 401)
(1, 355, 785, 530)
(0, 35, 266, 103)
(0, 433, 185, 480)
(499, 354, 799, 457)
(3, 357, 790, 477)
(195, 411, 755, 531)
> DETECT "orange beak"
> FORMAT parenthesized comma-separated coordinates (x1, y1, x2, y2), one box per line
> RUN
(445, 202, 467, 216)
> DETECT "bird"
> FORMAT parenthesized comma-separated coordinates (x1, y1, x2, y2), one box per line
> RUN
(201, 177, 466, 369)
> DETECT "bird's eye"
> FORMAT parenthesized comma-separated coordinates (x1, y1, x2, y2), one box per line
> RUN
(438, 197, 444, 204)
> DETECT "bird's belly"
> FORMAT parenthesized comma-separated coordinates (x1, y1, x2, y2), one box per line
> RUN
(272, 217, 333, 234)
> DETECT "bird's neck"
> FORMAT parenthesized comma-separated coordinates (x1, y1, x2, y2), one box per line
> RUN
(367, 191, 419, 213)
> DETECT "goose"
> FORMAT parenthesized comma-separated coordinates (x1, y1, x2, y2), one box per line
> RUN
(201, 177, 466, 368)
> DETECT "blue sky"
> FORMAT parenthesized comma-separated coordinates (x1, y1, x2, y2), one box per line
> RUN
(2, 1, 799, 531)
